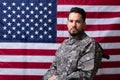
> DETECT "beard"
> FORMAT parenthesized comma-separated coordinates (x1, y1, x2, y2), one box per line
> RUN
(68, 28, 83, 36)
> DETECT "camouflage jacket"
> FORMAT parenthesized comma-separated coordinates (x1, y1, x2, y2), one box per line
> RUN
(43, 32, 103, 80)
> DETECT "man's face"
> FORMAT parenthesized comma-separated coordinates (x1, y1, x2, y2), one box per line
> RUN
(67, 12, 86, 36)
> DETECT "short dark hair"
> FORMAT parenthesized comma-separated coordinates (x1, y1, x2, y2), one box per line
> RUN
(68, 7, 86, 22)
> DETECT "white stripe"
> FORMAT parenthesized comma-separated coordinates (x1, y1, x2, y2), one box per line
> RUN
(0, 43, 60, 49)
(0, 68, 119, 75)
(0, 55, 54, 62)
(102, 55, 120, 62)
(97, 68, 120, 75)
(57, 17, 120, 25)
(58, 5, 120, 12)
(0, 68, 48, 75)
(0, 55, 119, 62)
(57, 30, 120, 37)
(0, 42, 119, 49)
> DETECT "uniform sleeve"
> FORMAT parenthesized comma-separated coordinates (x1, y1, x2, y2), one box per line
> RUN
(66, 41, 103, 80)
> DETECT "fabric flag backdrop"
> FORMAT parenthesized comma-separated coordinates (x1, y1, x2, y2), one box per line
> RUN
(0, 0, 120, 80)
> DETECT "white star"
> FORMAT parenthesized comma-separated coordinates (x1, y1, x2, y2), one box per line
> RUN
(39, 35, 43, 39)
(30, 3, 34, 6)
(35, 7, 38, 10)
(12, 2, 16, 6)
(3, 34, 7, 38)
(26, 31, 30, 34)
(39, 19, 43, 23)
(17, 14, 21, 18)
(7, 22, 11, 26)
(30, 19, 34, 22)
(8, 14, 12, 18)
(30, 35, 34, 39)
(12, 10, 16, 14)
(48, 35, 52, 38)
(3, 18, 7, 22)
(39, 27, 43, 30)
(44, 15, 47, 18)
(21, 3, 25, 6)
(21, 35, 25, 39)
(3, 2, 7, 6)
(8, 30, 11, 34)
(3, 26, 7, 30)
(35, 14, 39, 18)
(12, 35, 16, 38)
(35, 23, 38, 27)
(30, 27, 34, 30)
(17, 6, 20, 10)
(44, 31, 47, 35)
(3, 10, 7, 14)
(12, 18, 16, 22)
(48, 27, 52, 30)
(26, 6, 29, 10)
(21, 19, 25, 22)
(48, 11, 52, 14)
(12, 27, 16, 30)
(21, 27, 25, 30)
(17, 23, 20, 26)
(17, 31, 21, 34)
(21, 10, 25, 14)
(44, 23, 47, 27)
(39, 3, 43, 6)
(39, 11, 43, 14)
(35, 31, 39, 35)
(7, 6, 11, 10)
(30, 10, 34, 14)
(44, 7, 47, 10)
(48, 3, 52, 6)
(26, 14, 30, 18)
(26, 23, 29, 26)
(48, 19, 52, 23)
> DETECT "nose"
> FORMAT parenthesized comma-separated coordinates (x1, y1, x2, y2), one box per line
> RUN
(72, 22, 76, 27)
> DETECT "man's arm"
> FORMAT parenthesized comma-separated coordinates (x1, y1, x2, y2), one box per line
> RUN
(66, 42, 103, 80)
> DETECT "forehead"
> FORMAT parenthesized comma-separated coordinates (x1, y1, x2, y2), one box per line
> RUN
(68, 12, 82, 19)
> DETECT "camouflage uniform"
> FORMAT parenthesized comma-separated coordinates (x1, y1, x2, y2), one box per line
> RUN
(43, 31, 103, 80)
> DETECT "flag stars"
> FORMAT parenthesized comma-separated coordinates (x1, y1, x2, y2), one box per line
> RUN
(30, 19, 34, 23)
(3, 34, 7, 38)
(26, 14, 30, 18)
(12, 18, 16, 22)
(44, 15, 47, 18)
(12, 2, 16, 6)
(17, 31, 21, 34)
(21, 19, 25, 22)
(26, 6, 29, 10)
(12, 35, 16, 38)
(21, 35, 25, 39)
(3, 26, 7, 30)
(35, 7, 39, 10)
(8, 30, 12, 34)
(7, 6, 11, 10)
(30, 10, 34, 14)
(17, 14, 21, 18)
(21, 3, 25, 6)
(26, 23, 30, 27)
(7, 22, 12, 26)
(48, 3, 52, 6)
(17, 23, 21, 26)
(3, 2, 7, 6)
(44, 7, 47, 10)
(26, 31, 30, 35)
(39, 11, 43, 14)
(30, 3, 34, 6)
(21, 10, 25, 14)
(3, 10, 7, 14)
(17, 6, 21, 10)
(3, 18, 7, 22)
(39, 3, 43, 6)
(8, 14, 12, 18)
(12, 10, 16, 14)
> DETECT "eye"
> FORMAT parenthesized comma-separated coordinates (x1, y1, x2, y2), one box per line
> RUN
(69, 20, 73, 23)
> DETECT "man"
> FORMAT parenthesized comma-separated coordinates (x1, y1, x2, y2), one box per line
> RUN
(42, 7, 103, 80)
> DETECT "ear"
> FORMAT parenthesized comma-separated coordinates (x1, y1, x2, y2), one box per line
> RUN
(83, 22, 86, 29)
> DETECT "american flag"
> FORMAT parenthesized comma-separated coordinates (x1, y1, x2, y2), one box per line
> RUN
(0, 0, 120, 80)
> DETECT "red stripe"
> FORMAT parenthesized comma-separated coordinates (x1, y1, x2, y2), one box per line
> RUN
(0, 75, 42, 80)
(57, 12, 120, 18)
(93, 37, 120, 43)
(57, 24, 120, 31)
(56, 37, 120, 43)
(100, 62, 120, 68)
(104, 49, 120, 55)
(94, 74, 120, 80)
(0, 62, 51, 68)
(58, 0, 120, 5)
(0, 49, 56, 55)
